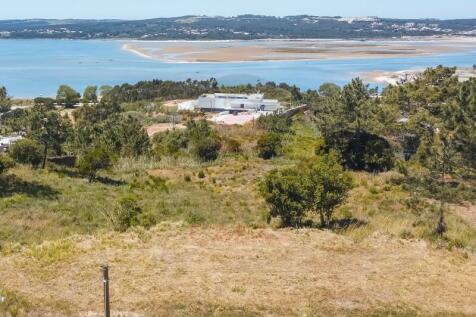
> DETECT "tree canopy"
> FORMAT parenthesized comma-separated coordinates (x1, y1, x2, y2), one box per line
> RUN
(56, 85, 80, 107)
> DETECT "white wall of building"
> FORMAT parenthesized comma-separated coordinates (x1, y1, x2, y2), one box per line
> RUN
(196, 93, 281, 112)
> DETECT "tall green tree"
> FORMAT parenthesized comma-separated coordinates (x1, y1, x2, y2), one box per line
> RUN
(56, 85, 80, 108)
(100, 114, 151, 158)
(0, 86, 11, 113)
(318, 83, 341, 97)
(28, 106, 72, 168)
(341, 78, 373, 132)
(290, 85, 302, 105)
(82, 86, 98, 104)
(313, 78, 397, 171)
(452, 78, 476, 176)
(306, 153, 353, 227)
(415, 118, 460, 235)
(33, 97, 56, 111)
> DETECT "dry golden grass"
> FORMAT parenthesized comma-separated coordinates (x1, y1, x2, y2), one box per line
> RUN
(451, 203, 476, 227)
(1, 227, 476, 316)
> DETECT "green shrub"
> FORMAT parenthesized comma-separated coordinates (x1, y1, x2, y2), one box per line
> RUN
(77, 145, 112, 182)
(184, 175, 192, 182)
(191, 137, 221, 162)
(136, 211, 158, 229)
(186, 119, 214, 140)
(153, 129, 189, 156)
(129, 175, 168, 193)
(257, 114, 292, 134)
(224, 138, 242, 153)
(106, 195, 143, 232)
(305, 153, 353, 227)
(261, 153, 353, 227)
(257, 132, 282, 160)
(198, 170, 206, 179)
(0, 154, 15, 174)
(9, 139, 43, 167)
(179, 119, 222, 161)
(261, 167, 309, 227)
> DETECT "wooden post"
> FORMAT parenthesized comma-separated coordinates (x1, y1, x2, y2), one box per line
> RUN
(101, 265, 111, 317)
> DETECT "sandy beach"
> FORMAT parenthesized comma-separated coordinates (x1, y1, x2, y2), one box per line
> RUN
(122, 37, 476, 63)
(361, 67, 476, 85)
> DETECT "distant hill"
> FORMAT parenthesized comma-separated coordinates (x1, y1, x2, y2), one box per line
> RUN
(0, 15, 475, 40)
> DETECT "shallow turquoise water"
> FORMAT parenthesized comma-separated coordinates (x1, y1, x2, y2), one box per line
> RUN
(0, 39, 475, 98)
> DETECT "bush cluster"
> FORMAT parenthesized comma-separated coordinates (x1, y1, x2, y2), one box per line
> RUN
(261, 153, 353, 227)
(9, 139, 43, 168)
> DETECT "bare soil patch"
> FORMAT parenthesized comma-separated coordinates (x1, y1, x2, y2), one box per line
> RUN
(145, 123, 186, 137)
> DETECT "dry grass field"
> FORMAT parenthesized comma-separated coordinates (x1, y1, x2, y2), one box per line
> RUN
(1, 227, 476, 316)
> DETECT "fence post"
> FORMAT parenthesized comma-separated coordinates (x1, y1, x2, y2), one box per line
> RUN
(101, 265, 111, 317)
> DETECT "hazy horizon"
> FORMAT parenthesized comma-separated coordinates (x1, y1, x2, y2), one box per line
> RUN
(2, 14, 476, 21)
(0, 0, 475, 20)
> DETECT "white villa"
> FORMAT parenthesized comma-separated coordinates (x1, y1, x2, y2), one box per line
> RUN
(179, 93, 282, 112)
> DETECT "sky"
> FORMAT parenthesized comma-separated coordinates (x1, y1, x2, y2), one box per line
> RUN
(0, 0, 475, 20)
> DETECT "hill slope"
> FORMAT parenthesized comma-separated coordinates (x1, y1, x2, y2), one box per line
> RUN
(0, 16, 475, 40)
(1, 227, 475, 316)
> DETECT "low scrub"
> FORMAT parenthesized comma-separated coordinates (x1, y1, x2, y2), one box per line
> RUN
(24, 240, 78, 266)
(9, 138, 43, 168)
(105, 195, 156, 232)
(256, 132, 282, 160)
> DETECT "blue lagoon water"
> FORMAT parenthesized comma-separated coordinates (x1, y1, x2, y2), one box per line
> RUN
(0, 39, 475, 98)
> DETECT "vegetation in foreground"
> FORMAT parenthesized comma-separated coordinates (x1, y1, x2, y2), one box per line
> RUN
(1, 227, 476, 317)
(0, 67, 476, 316)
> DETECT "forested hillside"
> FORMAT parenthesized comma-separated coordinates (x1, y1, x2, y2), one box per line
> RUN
(0, 15, 475, 39)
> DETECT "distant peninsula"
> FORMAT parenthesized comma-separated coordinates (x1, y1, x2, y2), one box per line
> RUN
(0, 15, 475, 40)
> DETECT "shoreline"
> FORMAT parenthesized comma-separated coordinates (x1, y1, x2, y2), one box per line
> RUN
(1, 34, 476, 42)
(122, 43, 154, 60)
(361, 67, 476, 85)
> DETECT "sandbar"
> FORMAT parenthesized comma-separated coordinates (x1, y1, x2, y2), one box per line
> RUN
(122, 38, 476, 63)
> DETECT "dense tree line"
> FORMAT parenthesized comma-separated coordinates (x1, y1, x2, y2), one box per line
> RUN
(105, 79, 219, 104)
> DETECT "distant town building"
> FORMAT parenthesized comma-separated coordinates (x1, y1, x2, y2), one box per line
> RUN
(179, 93, 282, 113)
